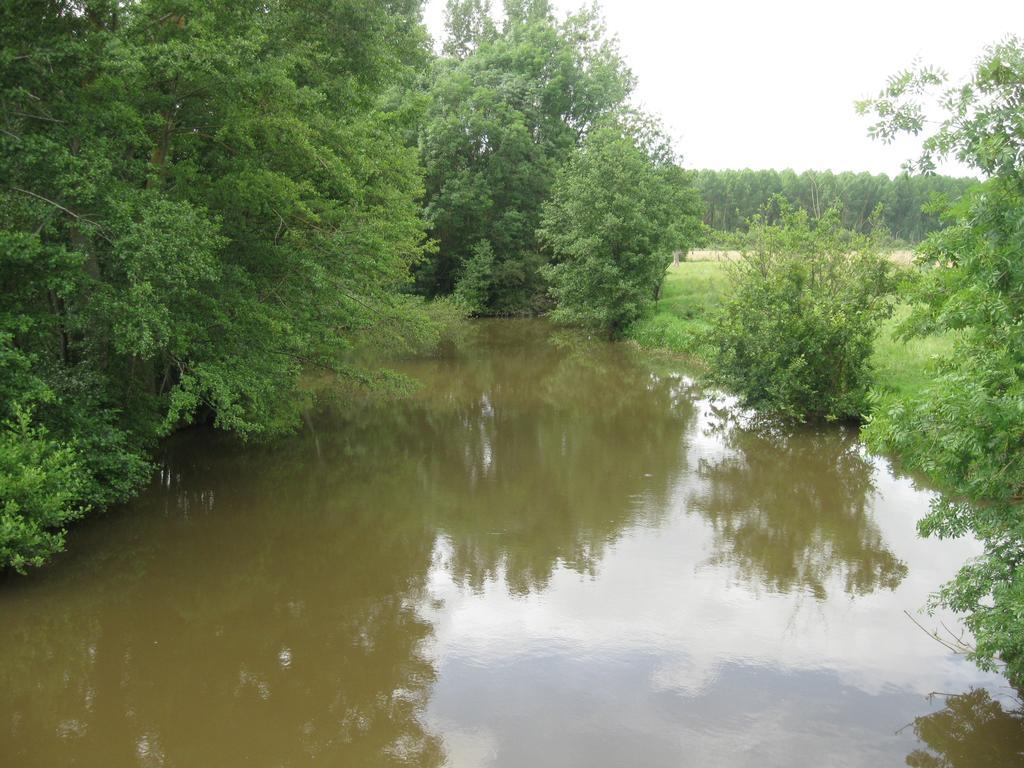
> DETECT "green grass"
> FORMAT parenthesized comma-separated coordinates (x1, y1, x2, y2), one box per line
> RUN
(624, 262, 727, 360)
(627, 260, 954, 402)
(870, 303, 955, 400)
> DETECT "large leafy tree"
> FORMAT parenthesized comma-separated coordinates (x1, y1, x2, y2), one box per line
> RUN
(538, 117, 703, 336)
(418, 0, 634, 313)
(858, 36, 1024, 685)
(0, 0, 437, 569)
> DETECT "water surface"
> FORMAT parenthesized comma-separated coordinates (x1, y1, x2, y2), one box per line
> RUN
(2, 320, 1021, 767)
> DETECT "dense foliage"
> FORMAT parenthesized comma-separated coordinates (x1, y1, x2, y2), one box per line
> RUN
(710, 205, 894, 421)
(0, 0, 442, 570)
(858, 37, 1024, 685)
(695, 168, 976, 243)
(417, 0, 635, 313)
(538, 118, 702, 336)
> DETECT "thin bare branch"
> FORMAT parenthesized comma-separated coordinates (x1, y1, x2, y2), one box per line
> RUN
(7, 186, 113, 243)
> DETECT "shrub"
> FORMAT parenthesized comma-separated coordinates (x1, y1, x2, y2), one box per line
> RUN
(0, 408, 86, 573)
(711, 205, 894, 420)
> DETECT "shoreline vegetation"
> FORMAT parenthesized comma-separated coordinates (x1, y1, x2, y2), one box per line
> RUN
(625, 256, 954, 406)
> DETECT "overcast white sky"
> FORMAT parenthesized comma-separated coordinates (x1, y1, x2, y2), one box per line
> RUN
(423, 0, 1024, 176)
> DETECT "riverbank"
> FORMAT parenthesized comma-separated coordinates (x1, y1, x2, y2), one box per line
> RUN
(626, 260, 954, 405)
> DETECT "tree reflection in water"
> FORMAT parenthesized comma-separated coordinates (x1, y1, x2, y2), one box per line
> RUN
(419, 327, 693, 595)
(4, 320, 1005, 768)
(689, 411, 907, 599)
(904, 688, 1024, 767)
(0, 429, 446, 767)
(316, 321, 694, 595)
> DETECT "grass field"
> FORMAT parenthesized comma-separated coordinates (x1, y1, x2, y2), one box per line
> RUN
(626, 262, 724, 362)
(627, 260, 952, 401)
(686, 249, 918, 265)
(870, 303, 954, 399)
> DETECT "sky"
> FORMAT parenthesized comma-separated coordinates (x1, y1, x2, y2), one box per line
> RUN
(423, 0, 1024, 177)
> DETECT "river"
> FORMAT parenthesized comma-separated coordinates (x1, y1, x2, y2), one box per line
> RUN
(1, 319, 1020, 767)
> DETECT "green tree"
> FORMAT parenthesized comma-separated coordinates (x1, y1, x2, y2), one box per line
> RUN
(858, 36, 1024, 684)
(0, 0, 442, 569)
(537, 118, 703, 337)
(418, 0, 634, 313)
(692, 167, 977, 242)
(441, 0, 496, 59)
(710, 204, 894, 420)
(453, 239, 497, 314)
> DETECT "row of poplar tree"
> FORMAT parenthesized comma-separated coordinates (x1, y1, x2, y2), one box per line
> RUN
(693, 168, 975, 242)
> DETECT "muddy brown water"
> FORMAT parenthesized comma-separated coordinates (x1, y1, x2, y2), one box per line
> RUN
(2, 320, 1021, 767)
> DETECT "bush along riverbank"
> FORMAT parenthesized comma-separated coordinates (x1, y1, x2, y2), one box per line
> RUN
(625, 253, 952, 407)
(625, 35, 1024, 685)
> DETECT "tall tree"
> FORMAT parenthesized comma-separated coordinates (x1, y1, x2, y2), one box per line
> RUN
(418, 0, 634, 313)
(0, 0, 439, 569)
(538, 117, 703, 336)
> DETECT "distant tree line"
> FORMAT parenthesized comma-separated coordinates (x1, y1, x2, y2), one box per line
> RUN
(694, 168, 977, 242)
